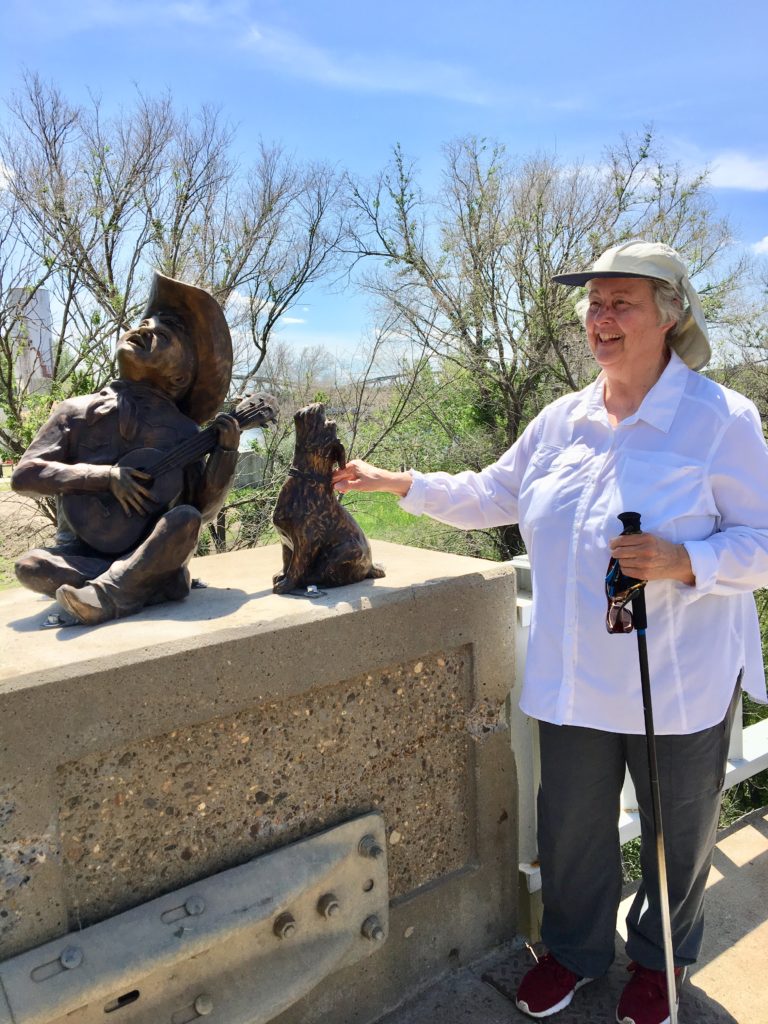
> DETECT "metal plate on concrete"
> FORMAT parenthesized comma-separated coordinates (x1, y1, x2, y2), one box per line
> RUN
(0, 813, 388, 1024)
(481, 945, 739, 1024)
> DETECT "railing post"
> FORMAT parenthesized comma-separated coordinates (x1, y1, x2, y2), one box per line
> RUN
(511, 556, 544, 938)
(729, 694, 744, 760)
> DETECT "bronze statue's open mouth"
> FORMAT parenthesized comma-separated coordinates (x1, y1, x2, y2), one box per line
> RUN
(122, 331, 149, 352)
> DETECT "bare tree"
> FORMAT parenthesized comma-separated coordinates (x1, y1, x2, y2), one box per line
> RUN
(346, 130, 742, 449)
(0, 73, 347, 468)
(710, 260, 768, 423)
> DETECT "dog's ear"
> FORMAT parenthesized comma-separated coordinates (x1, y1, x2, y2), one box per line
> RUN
(332, 441, 346, 470)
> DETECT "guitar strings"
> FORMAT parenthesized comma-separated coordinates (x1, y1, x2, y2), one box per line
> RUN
(145, 403, 267, 478)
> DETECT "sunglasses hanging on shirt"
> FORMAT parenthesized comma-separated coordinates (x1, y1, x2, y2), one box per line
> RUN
(604, 512, 647, 634)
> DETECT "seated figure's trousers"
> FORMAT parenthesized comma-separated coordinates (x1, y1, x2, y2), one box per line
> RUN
(15, 505, 201, 617)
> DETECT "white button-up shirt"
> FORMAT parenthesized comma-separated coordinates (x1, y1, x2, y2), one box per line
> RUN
(400, 351, 768, 734)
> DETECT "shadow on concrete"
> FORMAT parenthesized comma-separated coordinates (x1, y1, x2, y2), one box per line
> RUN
(382, 808, 768, 1024)
(6, 584, 257, 636)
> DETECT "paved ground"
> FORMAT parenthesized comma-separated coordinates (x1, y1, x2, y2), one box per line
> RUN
(379, 807, 768, 1024)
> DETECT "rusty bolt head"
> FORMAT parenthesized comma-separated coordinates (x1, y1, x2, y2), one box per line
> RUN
(59, 946, 83, 970)
(194, 993, 214, 1016)
(358, 834, 384, 860)
(273, 912, 296, 939)
(317, 893, 340, 918)
(185, 895, 206, 916)
(361, 915, 385, 942)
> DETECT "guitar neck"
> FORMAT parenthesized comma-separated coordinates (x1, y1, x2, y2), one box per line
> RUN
(148, 425, 219, 478)
(149, 406, 257, 478)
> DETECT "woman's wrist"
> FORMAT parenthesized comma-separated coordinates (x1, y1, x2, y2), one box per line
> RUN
(389, 470, 413, 498)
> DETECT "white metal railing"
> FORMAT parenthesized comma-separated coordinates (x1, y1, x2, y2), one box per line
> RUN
(510, 556, 768, 895)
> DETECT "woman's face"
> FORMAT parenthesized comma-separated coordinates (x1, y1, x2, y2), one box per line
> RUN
(584, 278, 673, 377)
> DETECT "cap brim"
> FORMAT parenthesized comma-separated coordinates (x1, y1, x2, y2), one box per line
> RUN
(551, 271, 659, 287)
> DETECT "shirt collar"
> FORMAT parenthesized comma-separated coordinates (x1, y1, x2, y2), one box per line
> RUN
(568, 350, 691, 432)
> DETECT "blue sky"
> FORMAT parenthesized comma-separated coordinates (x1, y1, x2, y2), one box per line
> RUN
(2, 0, 767, 356)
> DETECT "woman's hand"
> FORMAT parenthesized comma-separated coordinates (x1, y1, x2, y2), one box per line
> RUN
(332, 459, 413, 498)
(610, 532, 695, 586)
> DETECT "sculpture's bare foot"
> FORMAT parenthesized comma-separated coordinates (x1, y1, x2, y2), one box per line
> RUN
(272, 576, 297, 595)
(55, 584, 115, 626)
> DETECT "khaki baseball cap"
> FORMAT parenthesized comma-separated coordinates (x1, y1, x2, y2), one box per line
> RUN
(552, 239, 711, 370)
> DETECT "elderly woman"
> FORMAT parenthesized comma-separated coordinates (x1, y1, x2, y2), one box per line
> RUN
(333, 240, 768, 1024)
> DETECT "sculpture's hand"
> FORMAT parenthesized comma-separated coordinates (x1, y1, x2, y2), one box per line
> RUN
(109, 465, 153, 516)
(213, 413, 241, 452)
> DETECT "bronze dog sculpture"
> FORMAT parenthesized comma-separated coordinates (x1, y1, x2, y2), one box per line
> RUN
(272, 404, 385, 594)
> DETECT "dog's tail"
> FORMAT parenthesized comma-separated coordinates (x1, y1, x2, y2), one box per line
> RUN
(367, 563, 386, 579)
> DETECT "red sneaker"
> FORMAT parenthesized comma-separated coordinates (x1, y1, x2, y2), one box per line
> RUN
(616, 961, 685, 1024)
(516, 953, 593, 1018)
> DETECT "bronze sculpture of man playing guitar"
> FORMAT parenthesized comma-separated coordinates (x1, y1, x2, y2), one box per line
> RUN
(12, 273, 277, 626)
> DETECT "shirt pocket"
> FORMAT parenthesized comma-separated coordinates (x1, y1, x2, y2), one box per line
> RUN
(614, 452, 718, 542)
(519, 442, 595, 524)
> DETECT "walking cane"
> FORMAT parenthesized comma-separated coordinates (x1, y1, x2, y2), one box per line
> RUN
(606, 511, 678, 1024)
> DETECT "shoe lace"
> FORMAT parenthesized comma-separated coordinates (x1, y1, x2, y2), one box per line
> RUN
(538, 953, 579, 982)
(626, 961, 674, 1000)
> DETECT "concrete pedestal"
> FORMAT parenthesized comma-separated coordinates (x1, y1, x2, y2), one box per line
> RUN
(0, 542, 518, 1024)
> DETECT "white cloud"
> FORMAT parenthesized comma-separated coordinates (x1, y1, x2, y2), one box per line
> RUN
(166, 1, 222, 25)
(752, 236, 768, 255)
(281, 317, 306, 325)
(709, 152, 768, 191)
(21, 3, 488, 104)
(658, 138, 768, 194)
(225, 290, 256, 317)
(240, 22, 490, 105)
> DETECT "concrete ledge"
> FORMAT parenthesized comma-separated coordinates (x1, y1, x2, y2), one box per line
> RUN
(1, 542, 518, 1024)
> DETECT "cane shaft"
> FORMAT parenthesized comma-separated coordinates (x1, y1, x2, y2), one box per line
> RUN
(633, 591, 678, 1024)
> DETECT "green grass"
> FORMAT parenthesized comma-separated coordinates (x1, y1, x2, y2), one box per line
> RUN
(0, 555, 18, 590)
(339, 491, 501, 560)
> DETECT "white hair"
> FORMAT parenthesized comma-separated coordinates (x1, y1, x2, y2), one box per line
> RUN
(574, 278, 686, 336)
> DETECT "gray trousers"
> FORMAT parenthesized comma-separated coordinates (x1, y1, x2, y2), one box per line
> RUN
(537, 684, 740, 979)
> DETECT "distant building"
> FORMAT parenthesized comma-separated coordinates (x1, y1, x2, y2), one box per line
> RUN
(8, 288, 54, 392)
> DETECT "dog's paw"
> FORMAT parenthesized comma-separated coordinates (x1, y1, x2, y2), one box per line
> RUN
(273, 576, 296, 595)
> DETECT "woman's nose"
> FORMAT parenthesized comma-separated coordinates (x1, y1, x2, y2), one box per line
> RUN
(594, 305, 614, 325)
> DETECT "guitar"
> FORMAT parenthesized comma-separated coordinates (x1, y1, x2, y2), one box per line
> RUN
(62, 392, 279, 555)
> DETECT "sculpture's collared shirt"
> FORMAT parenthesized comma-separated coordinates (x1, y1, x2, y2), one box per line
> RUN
(401, 352, 768, 734)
